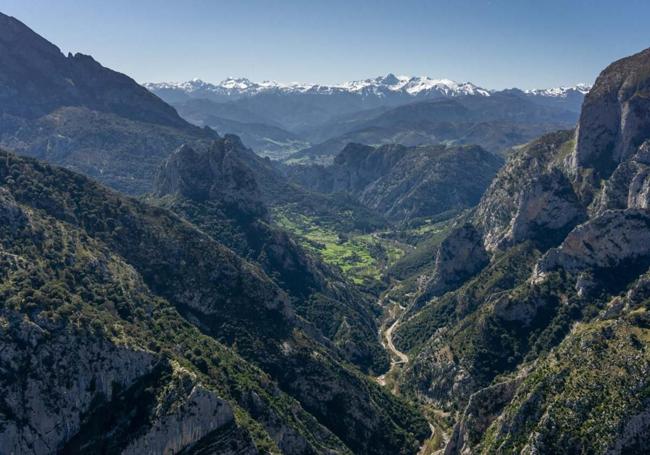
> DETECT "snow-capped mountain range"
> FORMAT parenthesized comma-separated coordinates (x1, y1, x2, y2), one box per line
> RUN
(144, 74, 590, 162)
(145, 75, 589, 101)
(524, 83, 592, 98)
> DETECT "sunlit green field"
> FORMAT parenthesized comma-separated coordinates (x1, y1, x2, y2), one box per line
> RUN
(272, 208, 407, 286)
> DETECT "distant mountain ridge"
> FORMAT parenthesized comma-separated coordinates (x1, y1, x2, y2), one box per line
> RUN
(147, 76, 589, 161)
(145, 75, 589, 104)
(524, 83, 591, 97)
(145, 74, 490, 101)
(287, 92, 580, 164)
(145, 74, 591, 161)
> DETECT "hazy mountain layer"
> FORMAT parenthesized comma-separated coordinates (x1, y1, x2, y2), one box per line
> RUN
(285, 142, 503, 222)
(147, 77, 587, 162)
(288, 93, 578, 165)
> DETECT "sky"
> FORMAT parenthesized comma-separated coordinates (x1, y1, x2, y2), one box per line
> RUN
(1, 0, 648, 90)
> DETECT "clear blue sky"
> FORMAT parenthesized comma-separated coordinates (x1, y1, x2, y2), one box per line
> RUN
(1, 0, 648, 89)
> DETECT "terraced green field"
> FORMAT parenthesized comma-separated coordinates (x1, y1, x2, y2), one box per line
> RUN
(272, 208, 407, 286)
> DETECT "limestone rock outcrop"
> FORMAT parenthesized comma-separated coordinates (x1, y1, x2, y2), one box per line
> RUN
(419, 224, 489, 301)
(474, 131, 586, 252)
(535, 209, 650, 280)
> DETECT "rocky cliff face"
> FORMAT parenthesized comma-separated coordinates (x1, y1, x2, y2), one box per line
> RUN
(534, 209, 650, 282)
(330, 143, 407, 193)
(394, 47, 650, 454)
(154, 136, 268, 221)
(119, 373, 248, 455)
(418, 223, 489, 302)
(0, 324, 260, 455)
(0, 313, 156, 454)
(594, 140, 650, 211)
(571, 48, 650, 185)
(474, 131, 586, 252)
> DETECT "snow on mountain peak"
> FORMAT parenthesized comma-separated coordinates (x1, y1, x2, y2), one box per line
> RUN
(220, 77, 255, 90)
(145, 76, 592, 102)
(325, 74, 490, 97)
(145, 75, 497, 99)
(524, 83, 592, 98)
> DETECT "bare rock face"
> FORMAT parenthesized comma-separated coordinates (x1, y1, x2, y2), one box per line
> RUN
(474, 131, 586, 252)
(419, 223, 489, 302)
(0, 309, 257, 455)
(0, 311, 157, 454)
(569, 48, 650, 203)
(595, 140, 650, 211)
(534, 209, 650, 281)
(332, 143, 406, 194)
(476, 48, 650, 253)
(154, 136, 267, 221)
(122, 369, 254, 455)
(445, 378, 520, 455)
(506, 169, 585, 248)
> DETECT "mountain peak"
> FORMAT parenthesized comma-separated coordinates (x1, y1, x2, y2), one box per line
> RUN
(524, 83, 592, 97)
(572, 46, 650, 183)
(154, 139, 264, 214)
(220, 77, 255, 89)
(0, 12, 193, 131)
(379, 73, 401, 85)
(146, 74, 492, 99)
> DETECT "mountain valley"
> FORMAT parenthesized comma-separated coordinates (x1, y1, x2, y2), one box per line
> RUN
(1, 8, 649, 455)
